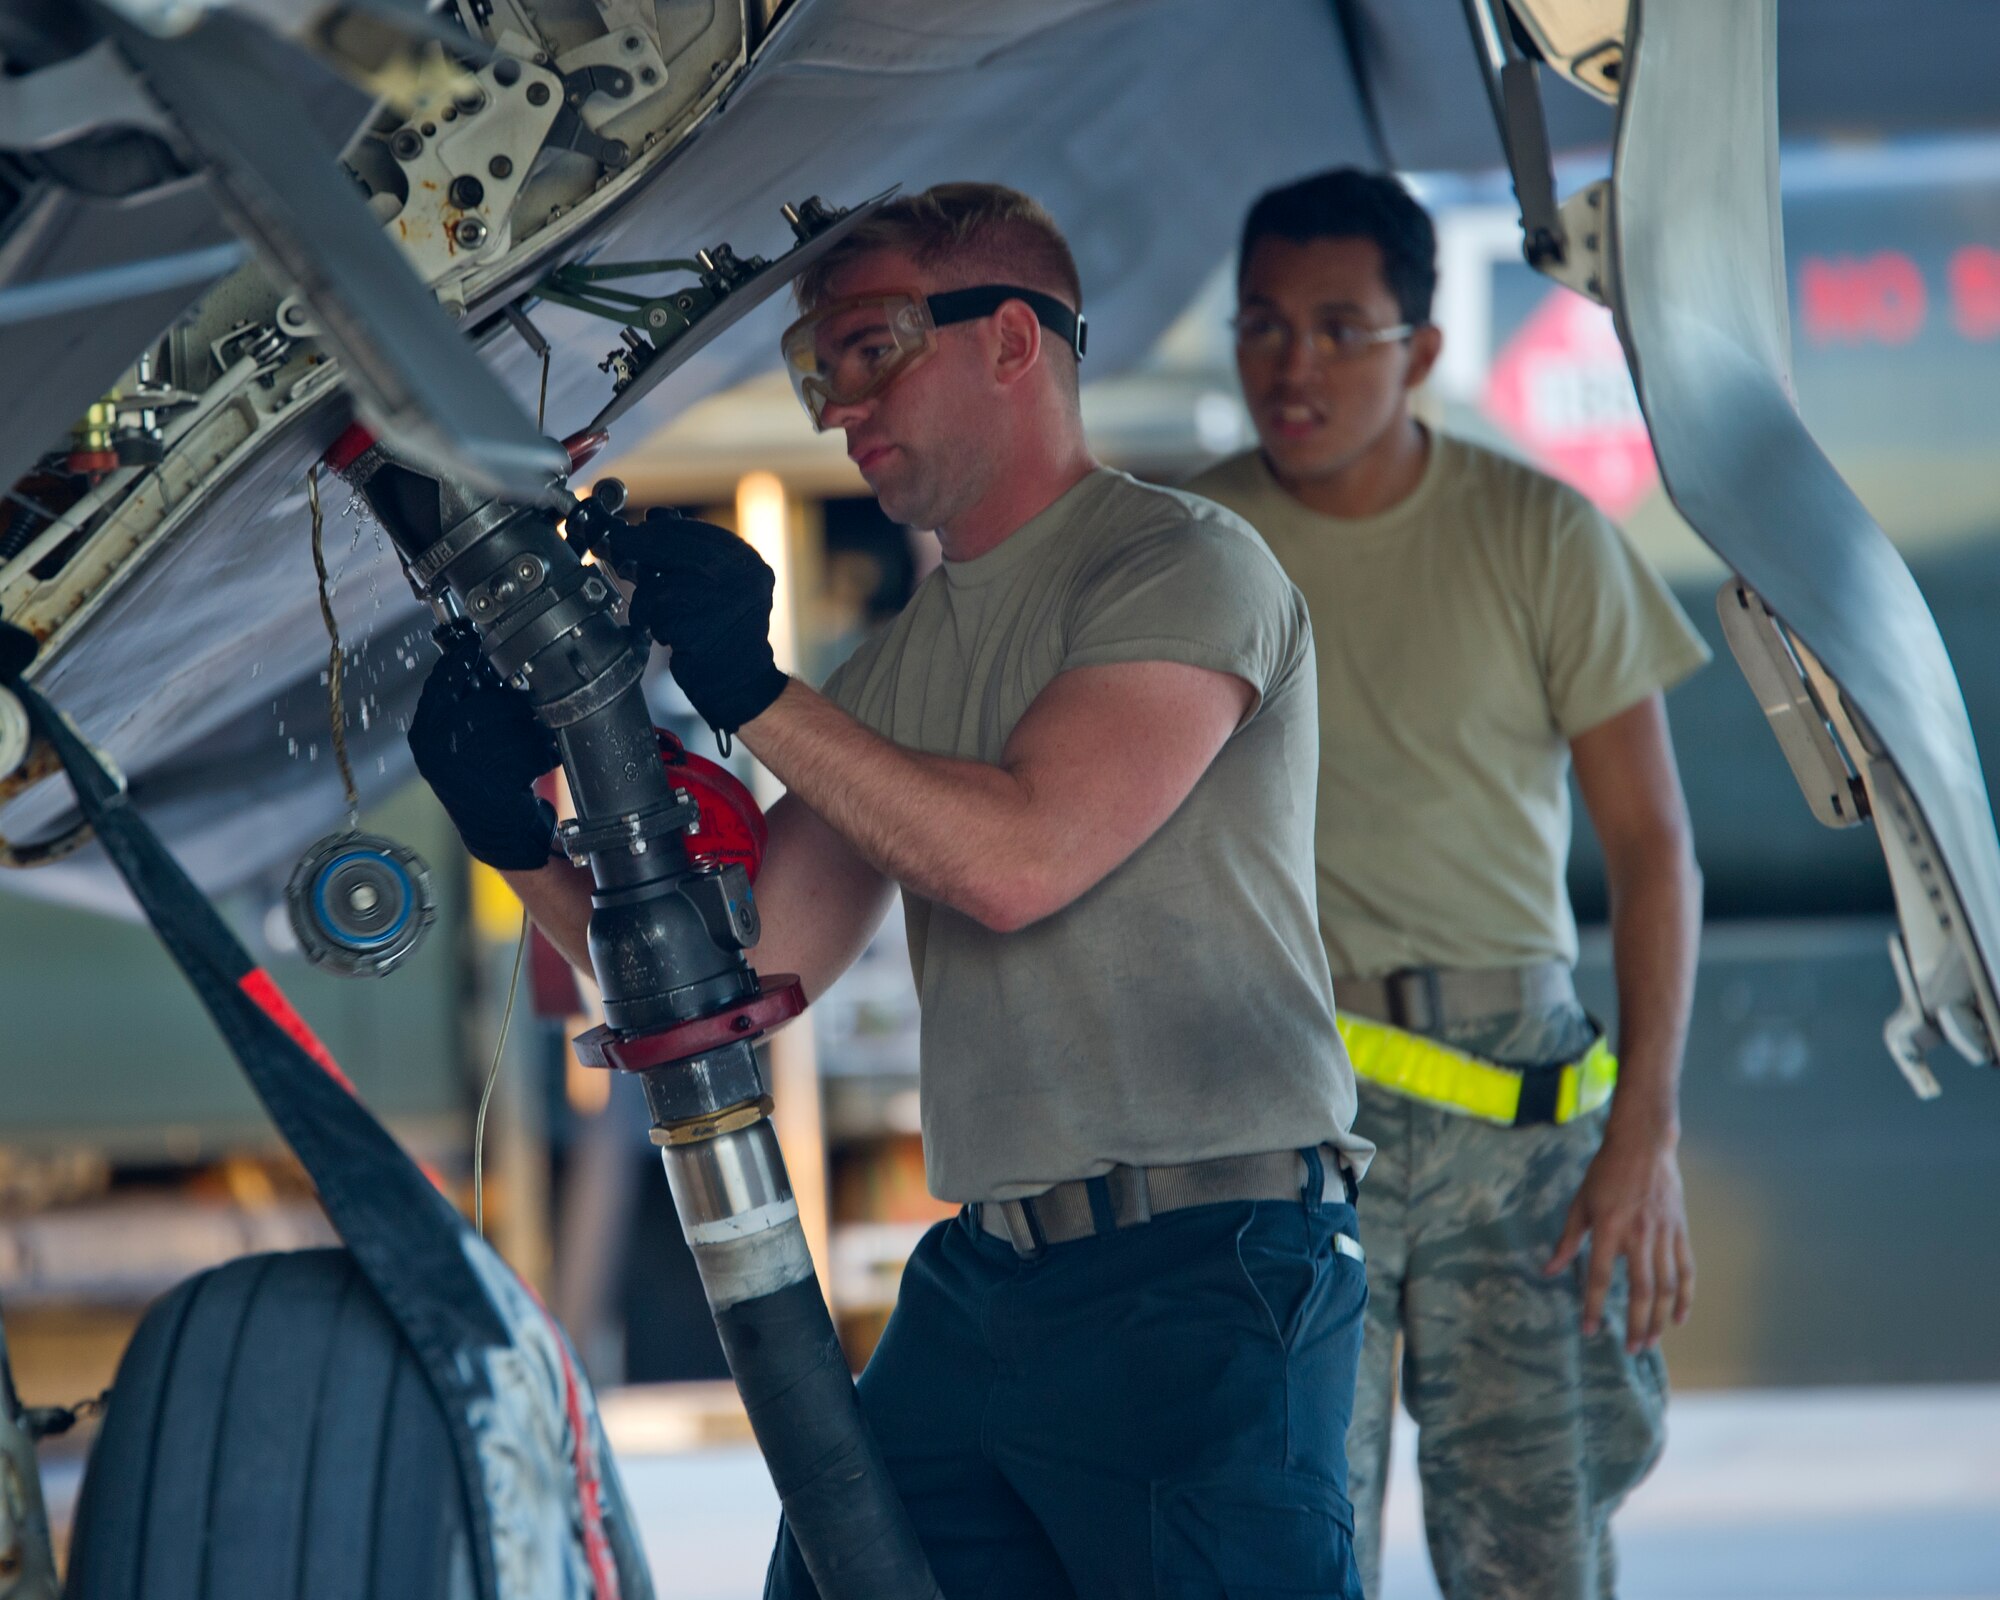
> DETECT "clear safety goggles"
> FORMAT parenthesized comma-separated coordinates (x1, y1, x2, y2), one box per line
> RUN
(780, 284, 1087, 430)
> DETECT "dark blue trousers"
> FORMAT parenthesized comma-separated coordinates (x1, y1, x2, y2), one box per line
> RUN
(765, 1179, 1367, 1599)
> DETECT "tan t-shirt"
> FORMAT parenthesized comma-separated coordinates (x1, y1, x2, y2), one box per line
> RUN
(823, 468, 1366, 1203)
(1188, 433, 1710, 979)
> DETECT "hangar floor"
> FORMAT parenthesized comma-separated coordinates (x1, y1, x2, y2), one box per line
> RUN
(34, 1383, 2000, 1594)
(607, 1385, 2000, 1600)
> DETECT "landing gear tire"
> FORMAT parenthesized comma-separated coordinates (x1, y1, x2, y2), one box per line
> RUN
(65, 1250, 476, 1600)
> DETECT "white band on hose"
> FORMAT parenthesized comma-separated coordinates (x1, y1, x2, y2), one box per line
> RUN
(691, 1215, 817, 1310)
(683, 1196, 800, 1246)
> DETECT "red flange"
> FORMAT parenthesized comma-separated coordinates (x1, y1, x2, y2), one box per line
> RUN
(572, 976, 805, 1073)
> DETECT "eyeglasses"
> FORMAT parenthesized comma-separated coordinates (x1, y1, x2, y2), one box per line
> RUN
(1230, 310, 1417, 362)
(780, 285, 1087, 429)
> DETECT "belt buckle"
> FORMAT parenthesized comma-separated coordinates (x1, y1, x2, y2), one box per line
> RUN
(1384, 966, 1443, 1033)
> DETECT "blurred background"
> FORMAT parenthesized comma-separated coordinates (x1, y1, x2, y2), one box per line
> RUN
(5, 131, 2000, 1597)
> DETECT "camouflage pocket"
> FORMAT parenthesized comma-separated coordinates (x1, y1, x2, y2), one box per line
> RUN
(1583, 1336, 1669, 1510)
(1150, 1466, 1362, 1599)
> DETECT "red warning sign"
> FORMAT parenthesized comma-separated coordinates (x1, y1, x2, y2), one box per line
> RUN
(1482, 289, 1659, 519)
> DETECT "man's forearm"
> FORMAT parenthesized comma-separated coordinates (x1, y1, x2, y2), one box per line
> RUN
(499, 857, 595, 972)
(1603, 847, 1701, 1141)
(739, 679, 1040, 929)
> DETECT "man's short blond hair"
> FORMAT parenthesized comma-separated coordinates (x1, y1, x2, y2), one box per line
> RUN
(795, 182, 1084, 318)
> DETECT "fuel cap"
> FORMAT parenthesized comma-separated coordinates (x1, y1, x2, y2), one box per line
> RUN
(286, 831, 437, 977)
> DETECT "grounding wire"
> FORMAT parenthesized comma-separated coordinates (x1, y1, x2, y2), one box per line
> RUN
(473, 906, 530, 1239)
(471, 367, 546, 1241)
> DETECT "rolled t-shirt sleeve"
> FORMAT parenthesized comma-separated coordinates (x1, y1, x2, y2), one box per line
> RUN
(816, 613, 901, 730)
(1060, 511, 1306, 711)
(818, 651, 857, 714)
(1536, 493, 1712, 737)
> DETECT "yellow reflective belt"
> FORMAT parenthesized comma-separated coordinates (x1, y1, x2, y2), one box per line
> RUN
(1337, 1015, 1618, 1127)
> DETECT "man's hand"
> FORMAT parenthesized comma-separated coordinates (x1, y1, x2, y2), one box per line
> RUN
(1561, 693, 1702, 1355)
(605, 509, 790, 735)
(408, 630, 560, 870)
(1544, 1121, 1695, 1353)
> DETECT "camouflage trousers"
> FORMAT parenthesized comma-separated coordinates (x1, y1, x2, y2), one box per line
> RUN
(1346, 1004, 1668, 1600)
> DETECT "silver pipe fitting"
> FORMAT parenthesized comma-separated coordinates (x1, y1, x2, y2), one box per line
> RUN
(661, 1118, 816, 1311)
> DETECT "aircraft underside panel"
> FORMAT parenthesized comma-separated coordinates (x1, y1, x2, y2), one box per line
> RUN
(1608, 0, 2000, 1073)
(0, 0, 1377, 908)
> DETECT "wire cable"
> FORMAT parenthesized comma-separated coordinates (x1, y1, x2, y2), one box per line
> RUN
(469, 316, 544, 1239)
(473, 907, 530, 1239)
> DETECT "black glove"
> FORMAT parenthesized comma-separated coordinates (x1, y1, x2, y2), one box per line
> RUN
(407, 631, 561, 870)
(604, 508, 790, 735)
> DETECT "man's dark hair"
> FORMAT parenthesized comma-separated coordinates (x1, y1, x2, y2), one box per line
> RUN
(1238, 168, 1438, 326)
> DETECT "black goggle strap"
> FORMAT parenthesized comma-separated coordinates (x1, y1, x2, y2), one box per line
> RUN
(925, 285, 1088, 360)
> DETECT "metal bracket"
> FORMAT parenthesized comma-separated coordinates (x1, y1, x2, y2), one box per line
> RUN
(575, 189, 898, 431)
(546, 243, 769, 394)
(1885, 928, 1946, 1099)
(545, 62, 639, 168)
(1862, 749, 1998, 1073)
(380, 51, 565, 287)
(1460, 1, 1623, 306)
(537, 254, 717, 339)
(1714, 581, 1865, 830)
(1781, 625, 2000, 1081)
(548, 9, 674, 162)
(1540, 180, 1612, 307)
(1713, 578, 1996, 1089)
(1461, 0, 1568, 270)
(462, 550, 549, 621)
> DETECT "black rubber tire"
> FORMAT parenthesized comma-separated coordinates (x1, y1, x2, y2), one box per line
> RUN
(65, 1248, 478, 1600)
